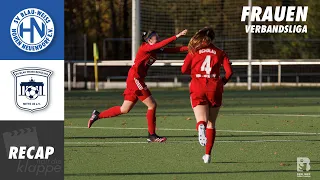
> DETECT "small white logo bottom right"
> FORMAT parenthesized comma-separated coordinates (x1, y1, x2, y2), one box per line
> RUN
(297, 157, 311, 177)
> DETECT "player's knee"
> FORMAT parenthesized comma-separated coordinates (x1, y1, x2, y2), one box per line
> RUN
(148, 101, 157, 110)
(120, 107, 131, 114)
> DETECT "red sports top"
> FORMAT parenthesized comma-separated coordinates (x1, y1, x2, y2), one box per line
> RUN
(181, 44, 233, 84)
(128, 36, 188, 79)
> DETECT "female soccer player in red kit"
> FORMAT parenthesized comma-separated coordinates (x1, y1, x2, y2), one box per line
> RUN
(88, 29, 188, 142)
(181, 27, 233, 163)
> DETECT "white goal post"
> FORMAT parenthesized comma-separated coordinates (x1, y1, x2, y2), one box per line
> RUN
(66, 59, 320, 91)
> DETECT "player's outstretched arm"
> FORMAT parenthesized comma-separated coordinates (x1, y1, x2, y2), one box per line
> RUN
(144, 29, 188, 52)
(181, 53, 192, 74)
(222, 53, 233, 84)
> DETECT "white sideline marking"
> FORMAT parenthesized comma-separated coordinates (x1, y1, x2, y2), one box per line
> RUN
(64, 139, 316, 145)
(224, 113, 320, 118)
(65, 126, 319, 135)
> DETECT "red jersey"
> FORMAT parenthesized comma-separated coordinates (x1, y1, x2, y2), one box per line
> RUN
(128, 36, 188, 79)
(181, 44, 233, 84)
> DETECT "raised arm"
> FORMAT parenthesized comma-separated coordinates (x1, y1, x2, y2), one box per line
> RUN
(143, 29, 188, 52)
(181, 53, 193, 74)
(159, 46, 188, 53)
(221, 53, 233, 84)
(143, 36, 177, 52)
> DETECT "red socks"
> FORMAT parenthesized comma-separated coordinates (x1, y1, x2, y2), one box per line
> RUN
(205, 128, 216, 155)
(196, 121, 207, 130)
(146, 109, 156, 135)
(98, 106, 122, 119)
(98, 106, 157, 136)
(196, 121, 216, 155)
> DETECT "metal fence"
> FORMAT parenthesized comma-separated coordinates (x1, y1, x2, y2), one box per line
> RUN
(65, 59, 320, 91)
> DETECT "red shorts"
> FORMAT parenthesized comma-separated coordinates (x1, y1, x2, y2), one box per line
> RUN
(123, 77, 151, 102)
(189, 78, 224, 108)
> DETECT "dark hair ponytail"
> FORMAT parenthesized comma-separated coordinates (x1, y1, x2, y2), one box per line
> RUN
(141, 30, 157, 42)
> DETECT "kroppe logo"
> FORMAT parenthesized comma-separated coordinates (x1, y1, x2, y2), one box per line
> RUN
(2, 127, 62, 176)
(10, 8, 55, 52)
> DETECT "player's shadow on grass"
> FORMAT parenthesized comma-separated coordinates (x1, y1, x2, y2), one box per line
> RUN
(65, 169, 320, 177)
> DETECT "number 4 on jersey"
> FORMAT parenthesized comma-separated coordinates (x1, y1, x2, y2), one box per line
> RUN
(200, 55, 212, 74)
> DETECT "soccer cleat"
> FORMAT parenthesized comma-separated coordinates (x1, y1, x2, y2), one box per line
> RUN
(88, 110, 100, 128)
(202, 154, 211, 163)
(198, 123, 207, 146)
(147, 134, 167, 143)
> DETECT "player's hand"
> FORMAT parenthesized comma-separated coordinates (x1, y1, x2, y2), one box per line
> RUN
(176, 29, 188, 38)
(221, 77, 227, 85)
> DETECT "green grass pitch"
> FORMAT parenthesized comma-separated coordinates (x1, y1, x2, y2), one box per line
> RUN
(65, 87, 320, 180)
